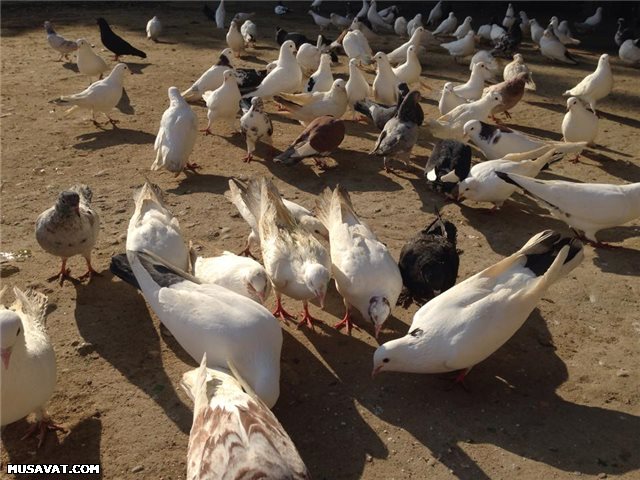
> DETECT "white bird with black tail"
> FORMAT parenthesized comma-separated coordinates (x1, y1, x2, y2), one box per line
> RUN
(373, 230, 584, 383)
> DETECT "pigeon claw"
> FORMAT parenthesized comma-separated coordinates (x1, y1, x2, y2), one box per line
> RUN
(185, 162, 202, 173)
(242, 153, 253, 163)
(237, 245, 257, 259)
(21, 418, 67, 449)
(78, 265, 101, 283)
(272, 298, 297, 322)
(335, 311, 360, 335)
(296, 302, 323, 330)
(47, 265, 77, 287)
(200, 128, 213, 136)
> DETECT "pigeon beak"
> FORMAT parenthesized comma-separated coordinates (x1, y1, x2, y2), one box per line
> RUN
(317, 292, 326, 309)
(374, 323, 383, 339)
(74, 206, 81, 217)
(371, 364, 383, 378)
(457, 192, 465, 201)
(257, 290, 267, 304)
(1, 347, 12, 370)
(462, 133, 470, 143)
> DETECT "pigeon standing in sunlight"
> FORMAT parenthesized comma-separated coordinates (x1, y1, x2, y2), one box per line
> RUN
(43, 21, 77, 61)
(1, 287, 64, 448)
(151, 87, 199, 176)
(35, 185, 100, 285)
(398, 212, 459, 307)
(53, 63, 130, 126)
(562, 97, 599, 154)
(274, 115, 345, 168)
(181, 48, 233, 101)
(202, 69, 241, 135)
(316, 186, 402, 337)
(75, 38, 109, 82)
(240, 97, 274, 163)
(503, 53, 536, 91)
(563, 54, 613, 114)
(146, 16, 162, 42)
(373, 230, 584, 383)
(97, 17, 146, 60)
(226, 20, 245, 57)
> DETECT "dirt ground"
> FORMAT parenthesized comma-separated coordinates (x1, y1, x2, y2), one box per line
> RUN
(1, 2, 639, 479)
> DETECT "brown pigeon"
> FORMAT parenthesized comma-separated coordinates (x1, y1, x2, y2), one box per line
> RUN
(483, 72, 528, 121)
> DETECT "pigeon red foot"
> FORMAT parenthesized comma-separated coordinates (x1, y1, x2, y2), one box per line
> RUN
(272, 296, 296, 322)
(296, 301, 323, 330)
(21, 417, 67, 448)
(335, 310, 361, 335)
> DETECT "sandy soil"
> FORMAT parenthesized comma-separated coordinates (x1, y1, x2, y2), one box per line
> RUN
(1, 2, 639, 479)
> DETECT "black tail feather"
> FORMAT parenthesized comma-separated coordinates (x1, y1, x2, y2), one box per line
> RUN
(110, 254, 140, 290)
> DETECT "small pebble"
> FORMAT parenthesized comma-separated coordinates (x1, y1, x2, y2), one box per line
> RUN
(131, 465, 144, 473)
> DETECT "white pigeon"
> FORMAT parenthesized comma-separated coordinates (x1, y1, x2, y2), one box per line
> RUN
(181, 355, 309, 480)
(276, 79, 348, 126)
(477, 24, 493, 42)
(430, 91, 503, 140)
(330, 13, 352, 29)
(351, 17, 377, 42)
(454, 16, 473, 39)
(529, 19, 544, 44)
(453, 61, 493, 100)
(316, 186, 402, 337)
(462, 119, 587, 160)
(202, 69, 241, 134)
(540, 28, 578, 64)
(367, 0, 393, 32)
(181, 48, 233, 101)
(497, 174, 640, 245)
(356, 0, 370, 19)
(503, 53, 536, 91)
(387, 26, 425, 65)
(562, 97, 598, 151)
(372, 51, 399, 105)
(372, 230, 584, 381)
(433, 12, 457, 36)
(438, 82, 469, 115)
(0, 287, 62, 447)
(151, 87, 198, 176)
(121, 249, 282, 408)
(519, 11, 531, 37)
(377, 5, 397, 23)
(440, 30, 475, 61)
(296, 37, 322, 75)
(394, 16, 408, 36)
(55, 63, 129, 125)
(226, 20, 244, 57)
(309, 10, 331, 30)
(563, 54, 613, 112)
(215, 0, 225, 28)
(619, 38, 640, 65)
(226, 179, 328, 258)
(346, 58, 370, 113)
(470, 50, 499, 80)
(406, 13, 423, 36)
(549, 16, 580, 45)
(75, 38, 109, 81)
(126, 182, 190, 270)
(574, 6, 603, 33)
(242, 178, 331, 330)
(44, 21, 77, 61)
(240, 97, 273, 163)
(240, 20, 257, 47)
(502, 3, 516, 29)
(305, 53, 333, 93)
(342, 29, 373, 65)
(392, 45, 422, 88)
(191, 250, 271, 304)
(490, 23, 507, 44)
(146, 16, 162, 41)
(457, 148, 559, 209)
(426, 1, 443, 27)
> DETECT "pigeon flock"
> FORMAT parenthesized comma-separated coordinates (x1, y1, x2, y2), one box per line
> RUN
(2, 1, 640, 477)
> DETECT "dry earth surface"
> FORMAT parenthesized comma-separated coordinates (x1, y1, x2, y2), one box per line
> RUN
(1, 2, 639, 479)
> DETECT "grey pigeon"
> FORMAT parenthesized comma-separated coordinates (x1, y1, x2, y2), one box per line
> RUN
(44, 21, 78, 61)
(35, 185, 100, 285)
(353, 82, 410, 130)
(370, 90, 423, 172)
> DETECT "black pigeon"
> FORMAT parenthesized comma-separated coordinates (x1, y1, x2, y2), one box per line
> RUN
(354, 83, 410, 130)
(492, 16, 522, 57)
(216, 49, 271, 95)
(424, 139, 471, 197)
(397, 211, 459, 307)
(97, 18, 146, 60)
(615, 18, 634, 46)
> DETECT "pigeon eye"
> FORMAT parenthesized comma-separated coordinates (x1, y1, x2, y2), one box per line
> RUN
(383, 358, 390, 363)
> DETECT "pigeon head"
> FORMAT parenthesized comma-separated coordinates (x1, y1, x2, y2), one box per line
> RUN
(303, 263, 330, 308)
(218, 48, 234, 66)
(487, 92, 503, 105)
(457, 176, 480, 201)
(298, 216, 329, 242)
(368, 296, 391, 338)
(110, 63, 131, 79)
(76, 38, 91, 49)
(245, 267, 271, 304)
(397, 82, 410, 100)
(442, 82, 454, 93)
(229, 20, 239, 31)
(56, 191, 81, 216)
(599, 53, 610, 65)
(44, 21, 55, 34)
(224, 69, 241, 84)
(372, 330, 423, 376)
(472, 61, 492, 80)
(331, 78, 347, 92)
(0, 310, 23, 370)
(168, 86, 184, 105)
(462, 119, 482, 142)
(618, 18, 626, 26)
(397, 90, 423, 125)
(513, 53, 524, 63)
(96, 18, 110, 30)
(250, 96, 265, 111)
(373, 51, 387, 63)
(566, 96, 583, 112)
(281, 39, 297, 56)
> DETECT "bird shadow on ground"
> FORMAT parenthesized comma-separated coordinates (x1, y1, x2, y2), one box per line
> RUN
(2, 416, 103, 477)
(457, 201, 570, 256)
(165, 172, 230, 196)
(72, 276, 192, 434)
(73, 128, 155, 150)
(592, 236, 640, 276)
(62, 62, 80, 73)
(274, 328, 388, 479)
(597, 110, 640, 129)
(505, 123, 563, 141)
(152, 39, 177, 45)
(525, 100, 566, 115)
(581, 151, 640, 182)
(124, 62, 150, 75)
(367, 309, 640, 477)
(217, 132, 247, 149)
(115, 88, 135, 115)
(406, 176, 455, 214)
(240, 54, 268, 65)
